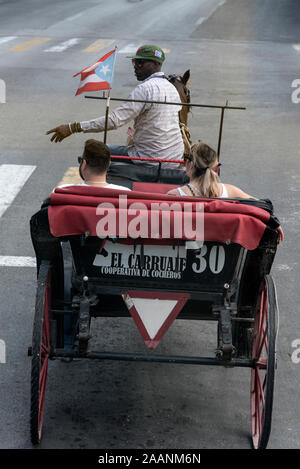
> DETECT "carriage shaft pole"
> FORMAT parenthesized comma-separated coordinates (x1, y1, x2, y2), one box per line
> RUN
(54, 349, 254, 367)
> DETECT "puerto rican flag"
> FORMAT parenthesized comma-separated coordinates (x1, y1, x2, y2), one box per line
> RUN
(73, 48, 117, 96)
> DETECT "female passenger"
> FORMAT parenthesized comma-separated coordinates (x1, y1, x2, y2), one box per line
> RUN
(167, 141, 284, 243)
(168, 141, 253, 199)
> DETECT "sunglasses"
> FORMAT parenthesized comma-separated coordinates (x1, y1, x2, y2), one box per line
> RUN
(132, 59, 153, 68)
(78, 156, 84, 164)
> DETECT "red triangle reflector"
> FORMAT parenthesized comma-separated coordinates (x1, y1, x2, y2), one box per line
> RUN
(122, 291, 190, 349)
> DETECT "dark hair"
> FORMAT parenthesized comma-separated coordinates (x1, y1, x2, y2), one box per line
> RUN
(82, 139, 110, 173)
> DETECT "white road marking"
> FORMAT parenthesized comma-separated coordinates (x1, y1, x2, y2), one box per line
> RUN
(275, 264, 293, 271)
(0, 164, 36, 219)
(0, 256, 36, 267)
(65, 12, 84, 22)
(196, 0, 226, 26)
(196, 17, 206, 25)
(44, 38, 81, 52)
(118, 43, 139, 54)
(0, 36, 17, 45)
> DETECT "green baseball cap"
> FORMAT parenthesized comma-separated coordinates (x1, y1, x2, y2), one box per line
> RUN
(127, 44, 165, 64)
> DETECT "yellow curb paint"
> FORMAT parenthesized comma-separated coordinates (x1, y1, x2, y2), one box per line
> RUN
(83, 38, 115, 53)
(10, 37, 51, 51)
(57, 167, 81, 187)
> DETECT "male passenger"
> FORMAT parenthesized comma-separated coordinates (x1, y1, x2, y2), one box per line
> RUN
(56, 139, 131, 190)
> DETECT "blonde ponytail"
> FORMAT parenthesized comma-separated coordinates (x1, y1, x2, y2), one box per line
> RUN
(190, 142, 220, 197)
(201, 167, 220, 197)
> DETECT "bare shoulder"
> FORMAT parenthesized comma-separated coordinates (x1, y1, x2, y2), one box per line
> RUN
(167, 188, 181, 196)
(224, 184, 257, 199)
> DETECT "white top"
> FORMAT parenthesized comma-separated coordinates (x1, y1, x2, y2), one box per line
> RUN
(80, 72, 184, 167)
(176, 183, 228, 198)
(54, 183, 131, 191)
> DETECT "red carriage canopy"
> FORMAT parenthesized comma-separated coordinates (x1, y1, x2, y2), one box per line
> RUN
(48, 185, 271, 250)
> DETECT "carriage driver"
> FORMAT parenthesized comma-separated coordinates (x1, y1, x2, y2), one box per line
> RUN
(46, 45, 184, 167)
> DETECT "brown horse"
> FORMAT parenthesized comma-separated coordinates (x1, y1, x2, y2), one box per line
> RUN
(167, 69, 191, 126)
(166, 69, 192, 156)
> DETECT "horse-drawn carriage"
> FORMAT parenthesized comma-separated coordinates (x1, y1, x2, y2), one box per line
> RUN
(29, 157, 280, 449)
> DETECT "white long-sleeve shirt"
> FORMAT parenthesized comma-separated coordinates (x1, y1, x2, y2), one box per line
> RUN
(80, 72, 184, 165)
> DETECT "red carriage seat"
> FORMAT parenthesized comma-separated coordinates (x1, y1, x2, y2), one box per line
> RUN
(132, 182, 178, 193)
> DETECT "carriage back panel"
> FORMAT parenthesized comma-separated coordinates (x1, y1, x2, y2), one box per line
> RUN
(107, 161, 189, 184)
(38, 186, 279, 319)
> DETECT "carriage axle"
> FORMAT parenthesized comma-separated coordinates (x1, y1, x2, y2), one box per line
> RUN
(52, 349, 254, 368)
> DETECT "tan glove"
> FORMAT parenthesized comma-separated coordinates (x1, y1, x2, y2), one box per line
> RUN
(46, 124, 72, 142)
(46, 121, 83, 142)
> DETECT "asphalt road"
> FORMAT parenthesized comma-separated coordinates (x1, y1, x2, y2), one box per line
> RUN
(0, 0, 299, 450)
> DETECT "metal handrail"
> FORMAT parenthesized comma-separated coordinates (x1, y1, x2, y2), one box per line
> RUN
(85, 95, 246, 157)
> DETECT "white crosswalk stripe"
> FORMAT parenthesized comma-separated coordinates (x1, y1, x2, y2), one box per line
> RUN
(0, 164, 36, 219)
(0, 164, 37, 268)
(118, 43, 140, 54)
(0, 36, 17, 45)
(44, 38, 81, 52)
(0, 256, 36, 267)
(0, 164, 72, 268)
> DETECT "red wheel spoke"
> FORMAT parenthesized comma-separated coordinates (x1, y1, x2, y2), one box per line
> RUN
(255, 371, 262, 433)
(42, 331, 50, 349)
(38, 350, 49, 434)
(41, 343, 50, 356)
(39, 357, 48, 384)
(256, 369, 266, 407)
(256, 325, 268, 360)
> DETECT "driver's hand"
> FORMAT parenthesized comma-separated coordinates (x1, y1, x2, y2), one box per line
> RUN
(46, 124, 72, 142)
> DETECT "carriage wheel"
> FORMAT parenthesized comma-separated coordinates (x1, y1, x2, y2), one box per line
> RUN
(250, 275, 278, 449)
(30, 262, 52, 445)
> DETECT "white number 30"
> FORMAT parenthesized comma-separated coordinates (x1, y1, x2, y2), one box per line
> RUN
(192, 245, 225, 274)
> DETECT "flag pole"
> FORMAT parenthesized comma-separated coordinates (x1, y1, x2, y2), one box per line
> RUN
(103, 45, 117, 145)
(103, 90, 110, 144)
